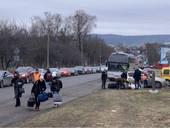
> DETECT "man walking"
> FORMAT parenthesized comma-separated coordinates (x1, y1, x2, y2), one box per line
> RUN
(101, 70, 107, 89)
(133, 68, 141, 89)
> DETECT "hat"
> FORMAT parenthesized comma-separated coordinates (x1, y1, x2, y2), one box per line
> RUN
(52, 72, 57, 77)
(40, 75, 44, 80)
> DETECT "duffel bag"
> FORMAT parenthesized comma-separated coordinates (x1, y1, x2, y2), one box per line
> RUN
(38, 93, 48, 102)
(53, 93, 62, 102)
(27, 95, 35, 107)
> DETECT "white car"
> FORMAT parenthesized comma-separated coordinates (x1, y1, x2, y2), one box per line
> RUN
(127, 71, 166, 88)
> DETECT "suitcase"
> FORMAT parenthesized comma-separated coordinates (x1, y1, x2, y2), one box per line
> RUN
(27, 95, 35, 107)
(38, 93, 48, 102)
(53, 93, 62, 102)
(108, 83, 117, 89)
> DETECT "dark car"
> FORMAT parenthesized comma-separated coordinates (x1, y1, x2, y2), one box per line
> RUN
(16, 67, 35, 83)
(0, 70, 14, 88)
(75, 66, 85, 75)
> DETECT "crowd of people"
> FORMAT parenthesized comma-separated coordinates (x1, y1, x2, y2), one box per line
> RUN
(101, 67, 148, 90)
(11, 69, 63, 111)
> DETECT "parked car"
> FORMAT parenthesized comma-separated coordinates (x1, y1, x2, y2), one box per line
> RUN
(16, 66, 35, 83)
(75, 66, 85, 75)
(127, 71, 166, 88)
(153, 61, 167, 69)
(60, 68, 71, 77)
(69, 68, 78, 76)
(92, 67, 97, 73)
(49, 68, 61, 78)
(161, 67, 170, 86)
(38, 68, 46, 76)
(0, 70, 14, 88)
(84, 67, 92, 74)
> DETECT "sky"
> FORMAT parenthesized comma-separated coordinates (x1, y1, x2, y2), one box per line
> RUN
(1, 0, 170, 35)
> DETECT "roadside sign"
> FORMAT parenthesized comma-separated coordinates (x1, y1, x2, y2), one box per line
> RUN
(14, 55, 20, 62)
(13, 48, 20, 55)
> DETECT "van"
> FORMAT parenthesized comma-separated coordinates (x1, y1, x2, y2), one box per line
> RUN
(161, 67, 170, 84)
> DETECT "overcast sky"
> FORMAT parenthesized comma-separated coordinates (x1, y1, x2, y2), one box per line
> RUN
(1, 0, 170, 35)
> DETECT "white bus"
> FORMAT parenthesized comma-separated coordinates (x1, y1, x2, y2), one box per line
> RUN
(106, 52, 136, 81)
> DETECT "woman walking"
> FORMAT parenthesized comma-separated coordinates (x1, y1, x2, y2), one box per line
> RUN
(31, 76, 46, 111)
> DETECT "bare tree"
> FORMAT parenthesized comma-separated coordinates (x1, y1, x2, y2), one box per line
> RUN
(68, 10, 96, 64)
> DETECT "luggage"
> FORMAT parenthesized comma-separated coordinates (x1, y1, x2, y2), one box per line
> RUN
(38, 93, 48, 102)
(53, 93, 62, 102)
(19, 88, 25, 93)
(108, 83, 117, 89)
(48, 92, 53, 98)
(27, 95, 35, 107)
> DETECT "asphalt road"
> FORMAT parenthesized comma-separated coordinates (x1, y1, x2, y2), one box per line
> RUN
(0, 73, 101, 127)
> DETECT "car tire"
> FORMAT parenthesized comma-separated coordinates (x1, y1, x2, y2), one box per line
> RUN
(0, 81, 4, 88)
(155, 82, 162, 88)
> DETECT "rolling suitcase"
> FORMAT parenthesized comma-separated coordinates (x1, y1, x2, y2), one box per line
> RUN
(27, 95, 35, 107)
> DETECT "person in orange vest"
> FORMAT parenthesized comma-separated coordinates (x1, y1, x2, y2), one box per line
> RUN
(33, 69, 41, 83)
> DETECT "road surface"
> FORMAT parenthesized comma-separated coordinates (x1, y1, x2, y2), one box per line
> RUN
(0, 73, 101, 126)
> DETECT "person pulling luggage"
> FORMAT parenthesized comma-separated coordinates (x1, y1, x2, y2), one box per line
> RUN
(11, 71, 25, 107)
(31, 76, 46, 111)
(51, 72, 63, 108)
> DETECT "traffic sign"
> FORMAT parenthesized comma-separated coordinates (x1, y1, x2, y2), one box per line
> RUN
(14, 55, 20, 62)
(13, 48, 20, 55)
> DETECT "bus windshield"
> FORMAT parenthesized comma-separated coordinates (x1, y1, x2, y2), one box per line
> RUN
(108, 63, 128, 71)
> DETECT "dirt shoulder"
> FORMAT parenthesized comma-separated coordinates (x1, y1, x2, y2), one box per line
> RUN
(12, 87, 170, 127)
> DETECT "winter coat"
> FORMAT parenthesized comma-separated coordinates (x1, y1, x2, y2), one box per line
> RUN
(101, 71, 107, 81)
(44, 69, 52, 82)
(51, 77, 63, 93)
(133, 69, 141, 81)
(121, 72, 127, 79)
(11, 72, 24, 99)
(31, 80, 46, 96)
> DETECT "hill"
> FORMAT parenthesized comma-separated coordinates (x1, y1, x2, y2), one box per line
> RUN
(94, 34, 170, 46)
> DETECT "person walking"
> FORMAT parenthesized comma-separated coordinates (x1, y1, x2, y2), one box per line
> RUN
(51, 72, 63, 107)
(11, 71, 25, 107)
(33, 69, 41, 83)
(101, 70, 107, 89)
(44, 69, 52, 96)
(31, 76, 46, 111)
(133, 68, 141, 89)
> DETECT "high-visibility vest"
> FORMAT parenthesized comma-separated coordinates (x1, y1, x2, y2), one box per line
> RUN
(33, 72, 41, 82)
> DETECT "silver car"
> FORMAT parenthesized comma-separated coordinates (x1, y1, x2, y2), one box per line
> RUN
(49, 68, 61, 78)
(0, 70, 14, 88)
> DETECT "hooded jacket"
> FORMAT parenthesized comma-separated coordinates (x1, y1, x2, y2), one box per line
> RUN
(44, 69, 52, 82)
(51, 77, 63, 93)
(11, 71, 24, 98)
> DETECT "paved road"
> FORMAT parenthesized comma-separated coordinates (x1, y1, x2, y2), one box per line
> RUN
(0, 73, 101, 127)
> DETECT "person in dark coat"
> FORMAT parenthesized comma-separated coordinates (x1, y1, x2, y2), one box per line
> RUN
(11, 71, 24, 107)
(51, 73, 63, 94)
(133, 68, 141, 89)
(51, 72, 63, 107)
(31, 76, 46, 111)
(44, 69, 52, 94)
(116, 70, 128, 90)
(101, 70, 107, 89)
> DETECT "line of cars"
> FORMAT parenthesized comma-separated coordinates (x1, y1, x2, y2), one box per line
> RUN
(0, 65, 104, 88)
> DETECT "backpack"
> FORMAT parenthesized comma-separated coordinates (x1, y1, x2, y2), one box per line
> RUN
(46, 73, 52, 81)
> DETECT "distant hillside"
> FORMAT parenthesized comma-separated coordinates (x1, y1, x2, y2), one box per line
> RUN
(93, 34, 170, 46)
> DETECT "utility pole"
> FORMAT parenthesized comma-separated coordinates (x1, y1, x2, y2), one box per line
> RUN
(100, 41, 102, 66)
(47, 34, 50, 69)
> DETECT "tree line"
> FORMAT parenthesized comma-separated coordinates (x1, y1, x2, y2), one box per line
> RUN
(0, 10, 114, 70)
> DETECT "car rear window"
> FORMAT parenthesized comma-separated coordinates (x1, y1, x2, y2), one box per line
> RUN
(163, 70, 169, 75)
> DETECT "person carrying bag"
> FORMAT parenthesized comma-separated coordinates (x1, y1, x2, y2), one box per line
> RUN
(51, 73, 63, 107)
(31, 76, 46, 111)
(11, 71, 25, 107)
